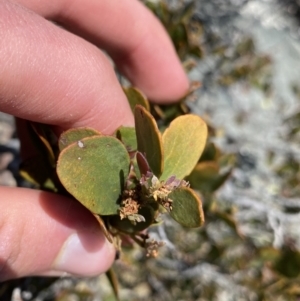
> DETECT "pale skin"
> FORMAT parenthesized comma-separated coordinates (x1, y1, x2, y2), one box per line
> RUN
(0, 0, 189, 280)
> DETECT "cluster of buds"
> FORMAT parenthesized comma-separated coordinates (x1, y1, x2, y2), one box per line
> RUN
(140, 172, 189, 211)
(119, 189, 145, 224)
(145, 239, 165, 258)
(119, 168, 189, 223)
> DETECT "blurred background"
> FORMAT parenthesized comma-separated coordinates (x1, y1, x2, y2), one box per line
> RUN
(3, 0, 300, 300)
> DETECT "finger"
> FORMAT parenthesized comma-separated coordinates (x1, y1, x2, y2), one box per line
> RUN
(14, 0, 189, 102)
(0, 186, 115, 281)
(0, 1, 133, 135)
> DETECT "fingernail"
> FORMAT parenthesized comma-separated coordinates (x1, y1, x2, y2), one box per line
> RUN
(53, 230, 115, 276)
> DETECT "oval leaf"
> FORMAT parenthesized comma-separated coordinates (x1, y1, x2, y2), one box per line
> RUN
(274, 249, 300, 278)
(134, 105, 163, 177)
(168, 187, 204, 228)
(123, 87, 150, 112)
(210, 210, 243, 239)
(57, 136, 130, 215)
(199, 142, 220, 162)
(58, 127, 102, 151)
(187, 161, 231, 194)
(160, 114, 207, 181)
(116, 126, 137, 152)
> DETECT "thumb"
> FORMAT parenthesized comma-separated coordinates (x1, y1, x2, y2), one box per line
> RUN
(0, 187, 115, 281)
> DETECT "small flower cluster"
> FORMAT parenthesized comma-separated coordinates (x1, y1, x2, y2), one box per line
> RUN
(119, 171, 189, 224)
(145, 239, 165, 258)
(140, 172, 189, 211)
(119, 189, 145, 224)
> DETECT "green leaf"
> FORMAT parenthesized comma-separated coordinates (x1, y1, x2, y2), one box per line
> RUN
(153, 102, 190, 125)
(116, 126, 137, 152)
(58, 127, 102, 151)
(274, 248, 300, 278)
(210, 209, 243, 239)
(134, 105, 163, 177)
(199, 142, 220, 162)
(123, 87, 150, 112)
(160, 114, 207, 181)
(57, 136, 130, 215)
(187, 161, 231, 194)
(170, 22, 188, 51)
(168, 187, 204, 228)
(20, 155, 57, 191)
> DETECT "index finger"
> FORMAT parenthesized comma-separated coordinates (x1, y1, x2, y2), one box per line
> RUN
(16, 0, 189, 102)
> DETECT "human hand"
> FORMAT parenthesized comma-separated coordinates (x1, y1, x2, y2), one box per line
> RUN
(0, 0, 189, 280)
